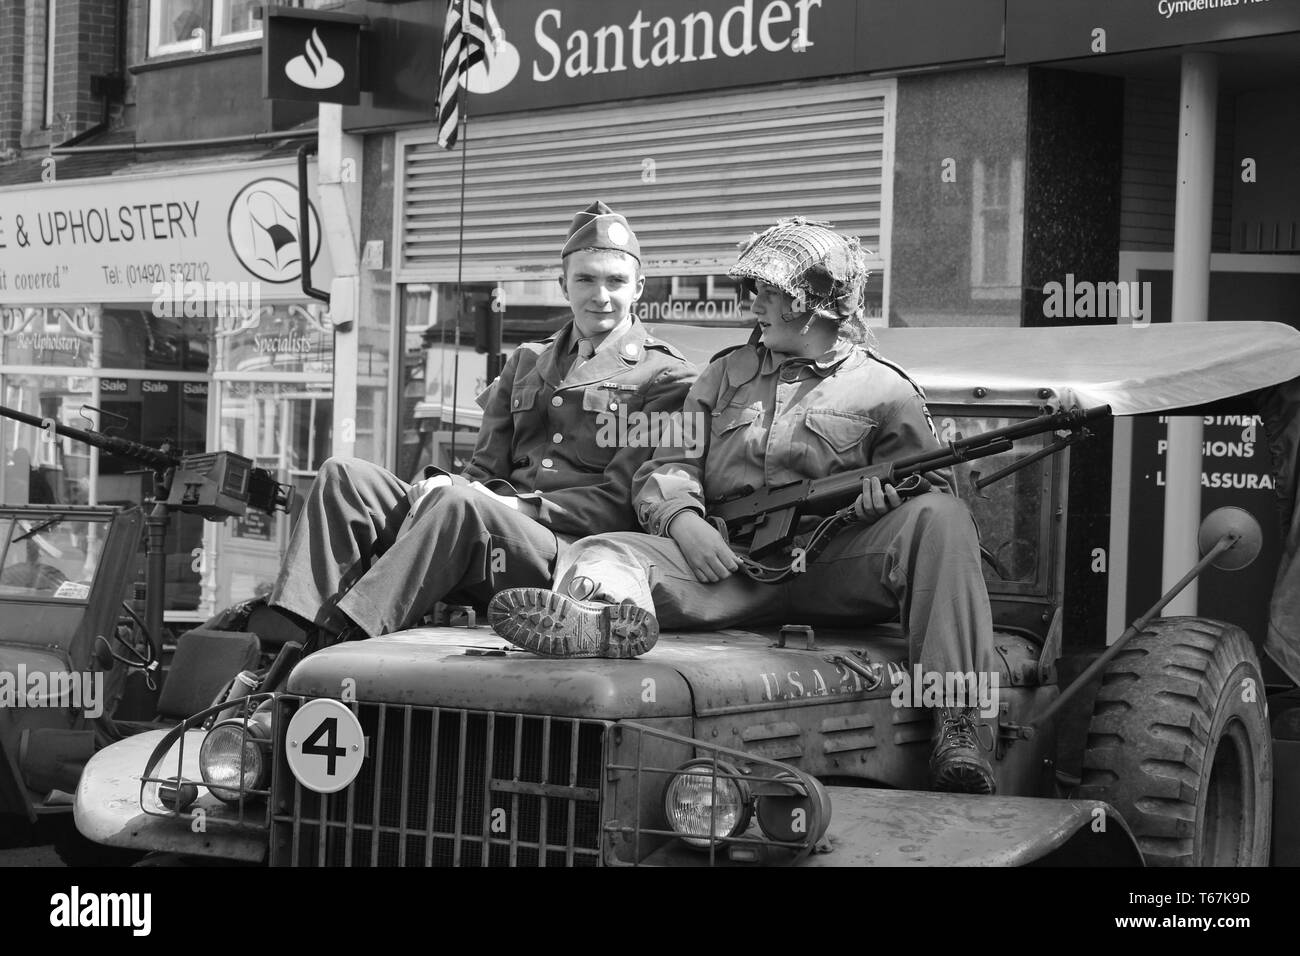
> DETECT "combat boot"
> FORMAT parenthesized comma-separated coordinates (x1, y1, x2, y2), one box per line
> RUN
(488, 587, 658, 659)
(929, 707, 997, 795)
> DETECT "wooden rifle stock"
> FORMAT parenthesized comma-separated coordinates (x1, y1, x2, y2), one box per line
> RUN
(710, 404, 1110, 559)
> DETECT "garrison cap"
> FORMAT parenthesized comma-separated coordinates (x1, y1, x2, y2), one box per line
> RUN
(561, 200, 641, 262)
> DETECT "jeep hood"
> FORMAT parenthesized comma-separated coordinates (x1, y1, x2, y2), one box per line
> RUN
(285, 626, 909, 718)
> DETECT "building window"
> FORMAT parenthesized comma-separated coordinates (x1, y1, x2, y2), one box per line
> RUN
(970, 157, 1025, 301)
(212, 0, 262, 46)
(147, 0, 266, 56)
(148, 0, 206, 56)
(146, 0, 341, 57)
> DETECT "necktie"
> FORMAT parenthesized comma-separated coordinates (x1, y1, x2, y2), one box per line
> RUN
(569, 338, 595, 378)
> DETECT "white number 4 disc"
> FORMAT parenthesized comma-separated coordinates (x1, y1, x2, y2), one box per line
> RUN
(285, 698, 366, 794)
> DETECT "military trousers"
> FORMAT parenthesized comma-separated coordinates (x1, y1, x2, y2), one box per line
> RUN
(556, 493, 996, 677)
(270, 458, 566, 637)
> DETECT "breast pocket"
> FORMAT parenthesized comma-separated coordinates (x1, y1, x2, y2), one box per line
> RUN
(802, 408, 874, 470)
(708, 401, 762, 460)
(571, 386, 639, 469)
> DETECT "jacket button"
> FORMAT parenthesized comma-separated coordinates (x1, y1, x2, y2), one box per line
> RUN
(609, 402, 618, 411)
(513, 398, 521, 407)
(541, 458, 554, 468)
(551, 396, 563, 407)
(552, 432, 563, 443)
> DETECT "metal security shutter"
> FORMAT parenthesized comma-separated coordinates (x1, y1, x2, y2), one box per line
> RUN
(397, 77, 894, 282)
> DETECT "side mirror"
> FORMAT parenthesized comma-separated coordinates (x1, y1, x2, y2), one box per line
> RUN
(1198, 506, 1263, 571)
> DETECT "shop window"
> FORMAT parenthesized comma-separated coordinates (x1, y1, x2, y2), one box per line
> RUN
(0, 307, 95, 368)
(216, 380, 332, 602)
(212, 301, 334, 607)
(970, 157, 1025, 301)
(0, 374, 95, 506)
(216, 303, 334, 376)
(100, 309, 211, 372)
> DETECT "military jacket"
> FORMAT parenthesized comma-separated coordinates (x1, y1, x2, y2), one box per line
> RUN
(633, 339, 949, 537)
(464, 318, 697, 538)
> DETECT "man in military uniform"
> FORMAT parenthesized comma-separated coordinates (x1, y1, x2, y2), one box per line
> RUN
(488, 218, 999, 794)
(265, 201, 697, 648)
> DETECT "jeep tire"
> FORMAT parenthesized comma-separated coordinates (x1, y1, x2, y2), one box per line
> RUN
(1076, 617, 1272, 866)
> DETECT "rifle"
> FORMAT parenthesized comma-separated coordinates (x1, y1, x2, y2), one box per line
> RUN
(709, 404, 1110, 581)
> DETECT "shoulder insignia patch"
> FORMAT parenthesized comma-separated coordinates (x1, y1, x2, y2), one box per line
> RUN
(868, 349, 940, 440)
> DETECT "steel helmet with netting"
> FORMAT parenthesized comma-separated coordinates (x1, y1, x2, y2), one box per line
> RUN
(729, 217, 871, 329)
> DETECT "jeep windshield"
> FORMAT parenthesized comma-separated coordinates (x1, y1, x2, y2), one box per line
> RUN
(935, 407, 1054, 596)
(0, 512, 105, 602)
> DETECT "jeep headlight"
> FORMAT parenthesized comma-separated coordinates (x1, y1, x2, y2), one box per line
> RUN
(663, 759, 752, 849)
(199, 717, 270, 802)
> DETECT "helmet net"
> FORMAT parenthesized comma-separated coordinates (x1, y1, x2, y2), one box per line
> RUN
(728, 218, 871, 329)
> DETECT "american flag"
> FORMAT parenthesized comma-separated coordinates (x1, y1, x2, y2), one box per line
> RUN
(436, 0, 493, 149)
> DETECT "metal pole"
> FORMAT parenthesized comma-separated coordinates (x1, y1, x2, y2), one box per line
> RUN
(145, 501, 170, 666)
(450, 90, 470, 468)
(316, 101, 362, 460)
(1161, 52, 1217, 616)
(1032, 533, 1237, 732)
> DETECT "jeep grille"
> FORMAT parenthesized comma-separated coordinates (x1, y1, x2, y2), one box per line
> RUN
(270, 698, 606, 866)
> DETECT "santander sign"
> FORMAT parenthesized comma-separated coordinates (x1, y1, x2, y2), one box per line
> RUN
(530, 0, 823, 82)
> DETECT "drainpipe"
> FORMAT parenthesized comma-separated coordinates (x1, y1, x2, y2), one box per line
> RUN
(315, 102, 363, 460)
(1162, 52, 1218, 614)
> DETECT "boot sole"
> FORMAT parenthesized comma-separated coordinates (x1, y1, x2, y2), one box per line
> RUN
(930, 756, 997, 795)
(488, 588, 659, 659)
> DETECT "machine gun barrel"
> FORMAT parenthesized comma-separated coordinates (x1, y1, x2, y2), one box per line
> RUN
(0, 403, 180, 471)
(711, 403, 1110, 559)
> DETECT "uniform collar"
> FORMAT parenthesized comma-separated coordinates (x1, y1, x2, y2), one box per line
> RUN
(759, 337, 858, 377)
(569, 314, 633, 356)
(539, 316, 648, 388)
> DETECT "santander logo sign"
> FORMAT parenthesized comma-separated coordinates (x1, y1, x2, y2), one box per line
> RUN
(474, 0, 822, 95)
(285, 29, 346, 91)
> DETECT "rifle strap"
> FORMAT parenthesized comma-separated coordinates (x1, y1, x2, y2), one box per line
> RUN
(739, 509, 858, 584)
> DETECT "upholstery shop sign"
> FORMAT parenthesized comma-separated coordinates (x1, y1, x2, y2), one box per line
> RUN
(450, 0, 1004, 115)
(0, 162, 334, 305)
(1007, 0, 1300, 63)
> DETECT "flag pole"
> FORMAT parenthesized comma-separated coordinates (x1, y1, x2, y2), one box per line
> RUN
(449, 51, 470, 469)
